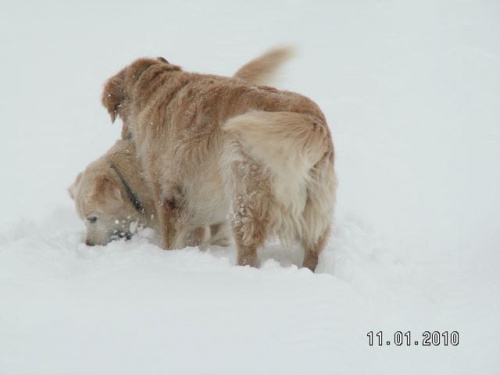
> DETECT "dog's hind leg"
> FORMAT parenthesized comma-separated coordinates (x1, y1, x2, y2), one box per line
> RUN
(234, 232, 260, 267)
(231, 196, 267, 267)
(301, 226, 330, 271)
(229, 159, 271, 267)
(300, 155, 337, 271)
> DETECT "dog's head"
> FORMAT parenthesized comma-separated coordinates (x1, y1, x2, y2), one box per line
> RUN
(68, 160, 145, 246)
(102, 57, 181, 139)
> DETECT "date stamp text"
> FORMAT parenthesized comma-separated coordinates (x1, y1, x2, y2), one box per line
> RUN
(367, 331, 460, 347)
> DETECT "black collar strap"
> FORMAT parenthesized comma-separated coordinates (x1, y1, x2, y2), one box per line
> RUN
(109, 162, 145, 213)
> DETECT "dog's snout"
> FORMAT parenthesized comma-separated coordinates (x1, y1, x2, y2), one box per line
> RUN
(85, 239, 95, 246)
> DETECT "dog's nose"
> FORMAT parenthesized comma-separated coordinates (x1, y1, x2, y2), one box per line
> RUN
(85, 239, 95, 246)
(118, 231, 132, 241)
(111, 231, 132, 241)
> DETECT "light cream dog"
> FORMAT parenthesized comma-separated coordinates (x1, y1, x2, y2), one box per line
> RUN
(69, 47, 293, 247)
(102, 50, 336, 270)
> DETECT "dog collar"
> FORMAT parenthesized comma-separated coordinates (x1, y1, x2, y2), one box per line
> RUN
(109, 162, 145, 214)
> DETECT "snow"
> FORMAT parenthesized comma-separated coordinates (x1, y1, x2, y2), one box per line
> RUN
(1, 0, 499, 374)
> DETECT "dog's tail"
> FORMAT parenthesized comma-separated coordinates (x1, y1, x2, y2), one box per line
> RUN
(224, 111, 331, 175)
(233, 46, 294, 85)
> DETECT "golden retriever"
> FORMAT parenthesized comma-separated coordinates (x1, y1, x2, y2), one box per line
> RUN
(69, 47, 294, 247)
(102, 48, 336, 271)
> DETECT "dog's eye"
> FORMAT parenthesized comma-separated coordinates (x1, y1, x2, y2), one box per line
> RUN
(87, 216, 98, 224)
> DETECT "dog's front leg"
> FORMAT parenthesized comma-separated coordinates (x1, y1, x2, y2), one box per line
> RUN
(159, 198, 181, 250)
(153, 183, 184, 250)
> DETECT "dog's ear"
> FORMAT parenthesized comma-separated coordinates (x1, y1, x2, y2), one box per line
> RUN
(102, 58, 181, 123)
(97, 176, 124, 207)
(102, 70, 126, 123)
(67, 184, 75, 200)
(68, 172, 82, 200)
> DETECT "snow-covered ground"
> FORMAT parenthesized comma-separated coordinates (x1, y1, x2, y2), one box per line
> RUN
(1, 1, 499, 374)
